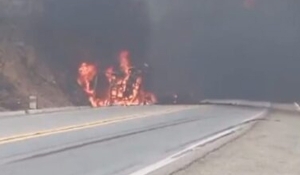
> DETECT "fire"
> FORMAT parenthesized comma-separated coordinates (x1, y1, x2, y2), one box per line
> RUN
(77, 63, 97, 96)
(77, 50, 156, 107)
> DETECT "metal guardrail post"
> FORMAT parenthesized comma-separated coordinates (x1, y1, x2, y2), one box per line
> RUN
(29, 95, 37, 110)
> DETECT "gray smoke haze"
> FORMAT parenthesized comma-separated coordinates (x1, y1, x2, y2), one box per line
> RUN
(21, 0, 300, 103)
(36, 0, 150, 65)
(146, 0, 300, 102)
(27, 0, 151, 101)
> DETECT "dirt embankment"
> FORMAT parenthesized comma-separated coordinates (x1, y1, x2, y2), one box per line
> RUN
(0, 42, 72, 110)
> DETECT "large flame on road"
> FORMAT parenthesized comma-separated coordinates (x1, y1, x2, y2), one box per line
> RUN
(77, 50, 156, 107)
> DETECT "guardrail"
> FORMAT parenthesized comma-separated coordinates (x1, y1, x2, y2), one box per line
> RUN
(2, 100, 299, 118)
(200, 99, 272, 108)
(0, 106, 90, 117)
(201, 99, 300, 114)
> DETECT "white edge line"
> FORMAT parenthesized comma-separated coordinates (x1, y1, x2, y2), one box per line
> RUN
(294, 102, 300, 111)
(129, 110, 267, 175)
(130, 128, 237, 175)
(241, 110, 267, 123)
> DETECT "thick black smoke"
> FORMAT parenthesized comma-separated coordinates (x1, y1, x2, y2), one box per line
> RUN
(34, 0, 150, 66)
(147, 0, 300, 102)
(28, 0, 151, 104)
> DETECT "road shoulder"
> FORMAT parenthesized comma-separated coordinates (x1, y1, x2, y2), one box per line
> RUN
(172, 111, 300, 175)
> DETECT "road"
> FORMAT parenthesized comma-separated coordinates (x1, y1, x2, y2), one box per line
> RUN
(0, 105, 266, 175)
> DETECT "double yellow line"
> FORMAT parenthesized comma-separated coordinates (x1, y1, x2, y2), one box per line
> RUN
(0, 107, 193, 145)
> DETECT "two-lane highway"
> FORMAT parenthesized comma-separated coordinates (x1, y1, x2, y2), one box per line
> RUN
(0, 105, 266, 175)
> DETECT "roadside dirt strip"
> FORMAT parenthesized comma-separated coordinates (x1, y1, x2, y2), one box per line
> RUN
(167, 110, 300, 175)
(133, 109, 268, 175)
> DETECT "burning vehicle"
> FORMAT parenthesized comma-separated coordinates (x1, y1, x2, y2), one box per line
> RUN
(77, 50, 156, 107)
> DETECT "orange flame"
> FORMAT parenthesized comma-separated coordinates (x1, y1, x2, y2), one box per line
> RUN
(77, 50, 156, 107)
(119, 50, 131, 74)
(77, 63, 97, 96)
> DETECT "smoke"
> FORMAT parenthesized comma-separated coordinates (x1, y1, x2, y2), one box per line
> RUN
(146, 0, 300, 102)
(35, 0, 150, 65)
(27, 0, 151, 104)
(20, 0, 300, 103)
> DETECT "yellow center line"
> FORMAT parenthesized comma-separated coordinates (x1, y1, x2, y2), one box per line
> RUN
(0, 107, 195, 145)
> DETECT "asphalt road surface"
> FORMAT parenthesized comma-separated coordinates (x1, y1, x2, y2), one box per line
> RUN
(0, 105, 265, 175)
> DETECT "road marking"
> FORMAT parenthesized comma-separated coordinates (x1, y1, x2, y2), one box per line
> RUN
(241, 110, 267, 123)
(130, 128, 238, 175)
(294, 102, 300, 111)
(0, 107, 194, 145)
(130, 110, 267, 175)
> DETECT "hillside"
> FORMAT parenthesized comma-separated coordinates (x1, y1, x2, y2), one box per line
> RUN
(0, 0, 72, 110)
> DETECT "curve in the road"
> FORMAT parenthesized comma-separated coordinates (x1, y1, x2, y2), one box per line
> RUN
(0, 105, 267, 175)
